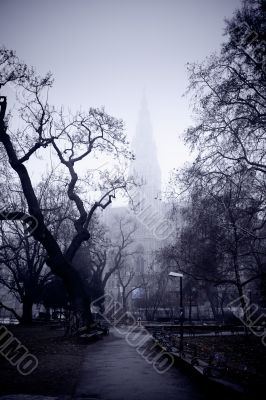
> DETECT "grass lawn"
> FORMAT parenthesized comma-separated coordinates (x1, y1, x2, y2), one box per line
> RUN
(0, 323, 87, 397)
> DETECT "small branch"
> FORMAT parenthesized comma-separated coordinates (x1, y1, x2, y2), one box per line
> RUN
(0, 301, 21, 321)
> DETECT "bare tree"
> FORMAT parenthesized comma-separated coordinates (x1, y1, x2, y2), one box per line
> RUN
(183, 0, 266, 185)
(0, 174, 77, 323)
(137, 265, 169, 321)
(76, 216, 139, 312)
(164, 1, 266, 323)
(0, 221, 50, 323)
(164, 168, 266, 322)
(0, 48, 134, 326)
(117, 261, 138, 313)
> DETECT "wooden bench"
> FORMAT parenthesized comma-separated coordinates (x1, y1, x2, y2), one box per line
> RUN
(78, 330, 105, 344)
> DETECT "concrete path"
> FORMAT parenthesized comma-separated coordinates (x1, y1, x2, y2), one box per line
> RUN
(74, 327, 218, 400)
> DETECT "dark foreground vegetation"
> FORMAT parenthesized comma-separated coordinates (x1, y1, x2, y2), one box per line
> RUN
(0, 324, 86, 396)
(151, 327, 266, 398)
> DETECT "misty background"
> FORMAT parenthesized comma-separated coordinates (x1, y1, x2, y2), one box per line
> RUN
(0, 0, 241, 187)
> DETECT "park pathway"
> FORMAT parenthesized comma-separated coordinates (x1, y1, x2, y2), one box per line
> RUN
(74, 327, 221, 400)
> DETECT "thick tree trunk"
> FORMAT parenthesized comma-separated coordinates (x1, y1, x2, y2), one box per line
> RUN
(196, 305, 200, 321)
(206, 287, 218, 320)
(0, 116, 93, 328)
(220, 303, 225, 324)
(234, 261, 249, 325)
(122, 290, 127, 314)
(236, 284, 249, 323)
(21, 299, 33, 325)
(189, 295, 192, 323)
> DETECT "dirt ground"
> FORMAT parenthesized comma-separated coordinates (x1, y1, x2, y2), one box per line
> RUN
(0, 323, 87, 396)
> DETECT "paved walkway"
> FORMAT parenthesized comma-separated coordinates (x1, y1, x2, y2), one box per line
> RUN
(0, 328, 244, 400)
(74, 327, 217, 400)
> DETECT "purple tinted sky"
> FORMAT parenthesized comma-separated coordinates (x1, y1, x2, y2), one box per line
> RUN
(0, 0, 241, 185)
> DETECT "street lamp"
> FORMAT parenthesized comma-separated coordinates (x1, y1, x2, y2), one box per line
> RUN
(169, 271, 184, 353)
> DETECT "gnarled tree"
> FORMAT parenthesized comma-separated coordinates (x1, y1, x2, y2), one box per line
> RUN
(0, 48, 134, 326)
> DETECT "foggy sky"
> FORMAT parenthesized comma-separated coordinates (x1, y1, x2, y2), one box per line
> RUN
(0, 0, 241, 187)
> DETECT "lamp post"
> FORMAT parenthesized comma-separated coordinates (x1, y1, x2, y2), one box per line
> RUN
(169, 271, 184, 353)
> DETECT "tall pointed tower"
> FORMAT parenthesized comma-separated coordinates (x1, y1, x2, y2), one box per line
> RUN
(130, 94, 161, 203)
(103, 95, 164, 307)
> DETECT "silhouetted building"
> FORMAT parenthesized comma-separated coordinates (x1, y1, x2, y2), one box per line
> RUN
(103, 95, 171, 310)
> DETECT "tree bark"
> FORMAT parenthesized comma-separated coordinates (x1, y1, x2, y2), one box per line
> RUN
(21, 299, 33, 325)
(189, 295, 192, 323)
(0, 114, 93, 327)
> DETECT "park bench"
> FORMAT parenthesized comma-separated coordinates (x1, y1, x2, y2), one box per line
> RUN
(76, 321, 109, 344)
(78, 330, 105, 343)
(181, 346, 228, 378)
(202, 352, 228, 378)
(97, 320, 110, 335)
